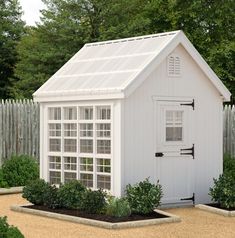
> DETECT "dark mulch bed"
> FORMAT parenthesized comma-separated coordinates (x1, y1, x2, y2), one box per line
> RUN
(23, 205, 168, 223)
(206, 203, 235, 211)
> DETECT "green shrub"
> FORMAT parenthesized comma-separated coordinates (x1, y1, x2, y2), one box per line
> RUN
(106, 197, 131, 217)
(223, 153, 235, 176)
(22, 179, 51, 205)
(209, 173, 235, 209)
(43, 184, 61, 209)
(126, 178, 163, 214)
(0, 216, 24, 238)
(2, 154, 39, 187)
(81, 189, 107, 214)
(58, 180, 86, 209)
(0, 169, 8, 188)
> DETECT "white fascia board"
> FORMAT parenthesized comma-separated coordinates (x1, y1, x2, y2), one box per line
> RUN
(34, 92, 125, 102)
(178, 32, 231, 101)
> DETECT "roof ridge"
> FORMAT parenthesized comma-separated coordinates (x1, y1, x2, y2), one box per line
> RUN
(85, 30, 181, 47)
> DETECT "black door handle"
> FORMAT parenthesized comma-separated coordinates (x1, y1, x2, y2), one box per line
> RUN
(155, 152, 164, 157)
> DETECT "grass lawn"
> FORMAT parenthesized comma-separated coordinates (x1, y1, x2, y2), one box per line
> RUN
(0, 194, 235, 238)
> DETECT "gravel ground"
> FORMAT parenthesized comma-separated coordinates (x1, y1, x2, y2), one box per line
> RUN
(0, 194, 234, 238)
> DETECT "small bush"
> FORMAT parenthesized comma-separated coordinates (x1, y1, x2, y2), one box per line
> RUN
(0, 169, 8, 188)
(209, 173, 235, 209)
(126, 178, 163, 214)
(223, 153, 235, 176)
(81, 189, 107, 214)
(43, 184, 61, 209)
(106, 197, 131, 217)
(2, 154, 39, 187)
(58, 180, 86, 209)
(22, 179, 51, 206)
(0, 216, 24, 238)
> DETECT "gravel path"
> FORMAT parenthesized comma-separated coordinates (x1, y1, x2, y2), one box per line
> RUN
(0, 194, 234, 238)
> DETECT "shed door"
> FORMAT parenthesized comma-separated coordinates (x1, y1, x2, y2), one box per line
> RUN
(155, 99, 195, 205)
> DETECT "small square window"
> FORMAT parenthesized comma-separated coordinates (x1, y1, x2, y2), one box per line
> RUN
(80, 157, 93, 172)
(97, 158, 111, 173)
(96, 123, 111, 138)
(97, 175, 110, 190)
(48, 108, 61, 120)
(64, 172, 77, 183)
(80, 139, 93, 153)
(80, 107, 93, 120)
(80, 174, 93, 187)
(49, 156, 61, 170)
(49, 138, 61, 152)
(96, 106, 111, 120)
(64, 107, 77, 120)
(49, 124, 61, 137)
(64, 157, 77, 171)
(49, 171, 61, 185)
(64, 139, 77, 152)
(80, 123, 93, 137)
(97, 140, 111, 154)
(64, 123, 77, 137)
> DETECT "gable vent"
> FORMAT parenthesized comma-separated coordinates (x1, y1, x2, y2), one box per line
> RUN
(168, 55, 181, 76)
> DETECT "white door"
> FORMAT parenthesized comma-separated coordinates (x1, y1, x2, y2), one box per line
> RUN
(155, 99, 195, 205)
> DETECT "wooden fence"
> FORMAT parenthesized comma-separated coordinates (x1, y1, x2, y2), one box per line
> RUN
(0, 100, 40, 166)
(0, 100, 234, 166)
(223, 105, 235, 157)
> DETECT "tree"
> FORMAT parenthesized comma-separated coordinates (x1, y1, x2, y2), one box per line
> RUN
(0, 0, 25, 99)
(13, 0, 235, 98)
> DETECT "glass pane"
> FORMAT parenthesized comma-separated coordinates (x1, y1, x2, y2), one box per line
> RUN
(64, 157, 77, 171)
(64, 172, 77, 183)
(97, 140, 111, 154)
(80, 157, 93, 172)
(49, 171, 61, 184)
(49, 138, 61, 152)
(166, 127, 183, 141)
(79, 107, 93, 120)
(64, 107, 77, 120)
(64, 123, 77, 137)
(80, 173, 93, 187)
(48, 108, 61, 120)
(96, 106, 111, 120)
(97, 158, 111, 173)
(49, 156, 61, 170)
(96, 123, 111, 138)
(49, 124, 61, 137)
(80, 139, 93, 153)
(97, 175, 110, 190)
(64, 139, 77, 152)
(79, 123, 93, 137)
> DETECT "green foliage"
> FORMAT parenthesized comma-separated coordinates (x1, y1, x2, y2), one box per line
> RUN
(81, 189, 107, 214)
(223, 153, 235, 176)
(0, 216, 24, 238)
(22, 179, 51, 206)
(106, 197, 131, 218)
(58, 180, 86, 209)
(126, 178, 163, 215)
(209, 173, 235, 209)
(0, 169, 9, 188)
(43, 184, 61, 209)
(2, 154, 39, 187)
(0, 0, 25, 99)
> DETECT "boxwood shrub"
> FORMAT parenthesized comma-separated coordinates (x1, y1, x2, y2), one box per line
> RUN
(209, 173, 235, 209)
(2, 154, 39, 187)
(58, 180, 86, 209)
(0, 216, 24, 238)
(126, 178, 163, 214)
(0, 169, 8, 188)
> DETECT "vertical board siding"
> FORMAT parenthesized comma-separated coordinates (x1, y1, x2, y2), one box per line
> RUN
(0, 100, 39, 166)
(223, 105, 235, 158)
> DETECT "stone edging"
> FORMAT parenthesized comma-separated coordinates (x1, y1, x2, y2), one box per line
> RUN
(11, 205, 181, 229)
(195, 204, 235, 217)
(0, 187, 23, 195)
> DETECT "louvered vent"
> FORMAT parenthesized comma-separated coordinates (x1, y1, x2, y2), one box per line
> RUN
(168, 55, 181, 76)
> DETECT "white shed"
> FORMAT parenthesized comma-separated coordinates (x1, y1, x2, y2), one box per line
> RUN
(34, 30, 231, 206)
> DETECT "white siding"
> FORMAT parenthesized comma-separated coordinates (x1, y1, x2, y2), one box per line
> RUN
(123, 44, 223, 204)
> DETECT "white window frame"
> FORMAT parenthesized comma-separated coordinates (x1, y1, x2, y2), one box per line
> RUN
(46, 102, 113, 192)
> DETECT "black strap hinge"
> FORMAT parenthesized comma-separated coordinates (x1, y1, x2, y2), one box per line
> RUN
(180, 99, 195, 110)
(180, 144, 194, 159)
(181, 193, 195, 204)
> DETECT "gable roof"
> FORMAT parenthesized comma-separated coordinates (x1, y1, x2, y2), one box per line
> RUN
(34, 30, 231, 102)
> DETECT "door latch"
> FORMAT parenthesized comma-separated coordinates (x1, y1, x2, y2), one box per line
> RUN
(155, 152, 164, 157)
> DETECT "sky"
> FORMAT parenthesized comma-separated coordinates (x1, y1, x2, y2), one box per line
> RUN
(19, 0, 45, 26)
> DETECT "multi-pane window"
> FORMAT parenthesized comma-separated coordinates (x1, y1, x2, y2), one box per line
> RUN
(48, 105, 112, 190)
(165, 110, 183, 142)
(49, 156, 61, 170)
